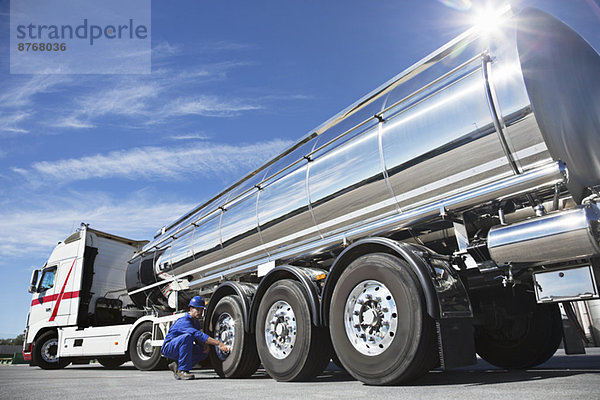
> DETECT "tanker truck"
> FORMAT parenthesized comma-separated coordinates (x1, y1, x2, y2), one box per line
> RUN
(23, 7, 600, 385)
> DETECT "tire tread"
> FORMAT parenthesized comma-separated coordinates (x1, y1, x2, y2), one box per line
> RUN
(329, 253, 438, 385)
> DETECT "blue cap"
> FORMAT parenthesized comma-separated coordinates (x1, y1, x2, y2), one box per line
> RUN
(189, 296, 205, 308)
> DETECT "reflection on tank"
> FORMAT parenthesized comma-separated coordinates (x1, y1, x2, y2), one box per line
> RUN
(126, 7, 600, 309)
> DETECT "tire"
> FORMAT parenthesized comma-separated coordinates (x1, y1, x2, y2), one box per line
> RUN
(129, 322, 167, 371)
(207, 295, 260, 378)
(329, 253, 438, 385)
(33, 331, 69, 370)
(97, 356, 128, 369)
(474, 287, 562, 369)
(256, 279, 331, 382)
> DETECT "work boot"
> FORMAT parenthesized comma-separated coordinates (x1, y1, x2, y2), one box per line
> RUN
(175, 370, 195, 380)
(168, 361, 178, 377)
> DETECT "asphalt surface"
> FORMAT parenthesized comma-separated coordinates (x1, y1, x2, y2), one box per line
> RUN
(1, 349, 599, 400)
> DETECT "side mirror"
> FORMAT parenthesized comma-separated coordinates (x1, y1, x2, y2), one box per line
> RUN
(28, 269, 39, 293)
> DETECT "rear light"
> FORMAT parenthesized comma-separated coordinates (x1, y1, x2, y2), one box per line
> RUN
(22, 343, 32, 361)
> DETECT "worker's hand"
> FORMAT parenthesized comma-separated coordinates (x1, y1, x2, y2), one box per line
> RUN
(217, 342, 231, 353)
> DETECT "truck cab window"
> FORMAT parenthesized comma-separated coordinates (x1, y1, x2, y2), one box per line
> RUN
(38, 267, 56, 292)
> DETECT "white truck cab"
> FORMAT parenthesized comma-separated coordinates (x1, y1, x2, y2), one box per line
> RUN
(23, 225, 179, 370)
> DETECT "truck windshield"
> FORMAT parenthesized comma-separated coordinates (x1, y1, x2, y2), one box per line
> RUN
(38, 267, 56, 292)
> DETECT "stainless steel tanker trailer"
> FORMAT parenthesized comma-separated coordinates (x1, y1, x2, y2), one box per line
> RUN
(24, 6, 600, 384)
(124, 6, 600, 383)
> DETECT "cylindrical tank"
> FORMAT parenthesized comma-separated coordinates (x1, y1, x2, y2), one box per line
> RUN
(126, 8, 600, 307)
(487, 203, 600, 265)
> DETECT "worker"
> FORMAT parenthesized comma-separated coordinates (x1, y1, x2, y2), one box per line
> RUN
(161, 296, 231, 380)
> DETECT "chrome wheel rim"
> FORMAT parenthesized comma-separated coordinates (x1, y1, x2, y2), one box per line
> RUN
(215, 312, 235, 360)
(41, 338, 59, 363)
(344, 280, 397, 356)
(136, 331, 153, 361)
(264, 300, 297, 359)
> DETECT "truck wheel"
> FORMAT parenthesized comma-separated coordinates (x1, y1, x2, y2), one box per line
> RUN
(474, 288, 562, 369)
(329, 253, 438, 385)
(33, 331, 70, 370)
(97, 356, 128, 369)
(207, 295, 260, 378)
(256, 279, 331, 382)
(129, 322, 167, 371)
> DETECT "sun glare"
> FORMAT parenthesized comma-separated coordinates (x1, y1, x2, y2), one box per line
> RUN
(470, 3, 512, 37)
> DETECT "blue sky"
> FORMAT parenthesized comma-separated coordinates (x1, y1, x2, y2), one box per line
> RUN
(0, 0, 598, 338)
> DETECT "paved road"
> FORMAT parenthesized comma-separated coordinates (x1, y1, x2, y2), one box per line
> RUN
(1, 349, 599, 400)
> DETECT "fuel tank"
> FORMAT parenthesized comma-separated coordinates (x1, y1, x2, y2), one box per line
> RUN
(126, 8, 600, 307)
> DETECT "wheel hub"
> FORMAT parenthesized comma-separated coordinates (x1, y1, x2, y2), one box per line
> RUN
(41, 338, 58, 363)
(215, 312, 235, 360)
(136, 332, 153, 361)
(275, 323, 286, 336)
(344, 280, 397, 356)
(362, 308, 378, 326)
(265, 300, 297, 359)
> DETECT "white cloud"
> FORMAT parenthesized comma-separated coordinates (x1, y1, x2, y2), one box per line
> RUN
(0, 75, 70, 109)
(51, 116, 96, 129)
(0, 112, 30, 134)
(54, 61, 260, 128)
(159, 95, 262, 118)
(16, 139, 293, 184)
(167, 62, 254, 82)
(153, 40, 253, 57)
(168, 133, 211, 141)
(51, 80, 161, 129)
(1, 55, 308, 134)
(78, 82, 160, 118)
(0, 75, 70, 133)
(0, 192, 194, 257)
(152, 41, 183, 57)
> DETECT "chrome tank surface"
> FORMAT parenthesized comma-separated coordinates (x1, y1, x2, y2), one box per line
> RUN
(126, 8, 600, 304)
(516, 8, 600, 202)
(488, 203, 600, 265)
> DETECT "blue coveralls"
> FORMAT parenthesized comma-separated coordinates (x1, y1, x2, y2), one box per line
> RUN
(161, 313, 209, 371)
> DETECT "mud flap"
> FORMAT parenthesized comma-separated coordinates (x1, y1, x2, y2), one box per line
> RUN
(436, 318, 477, 369)
(561, 318, 586, 355)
